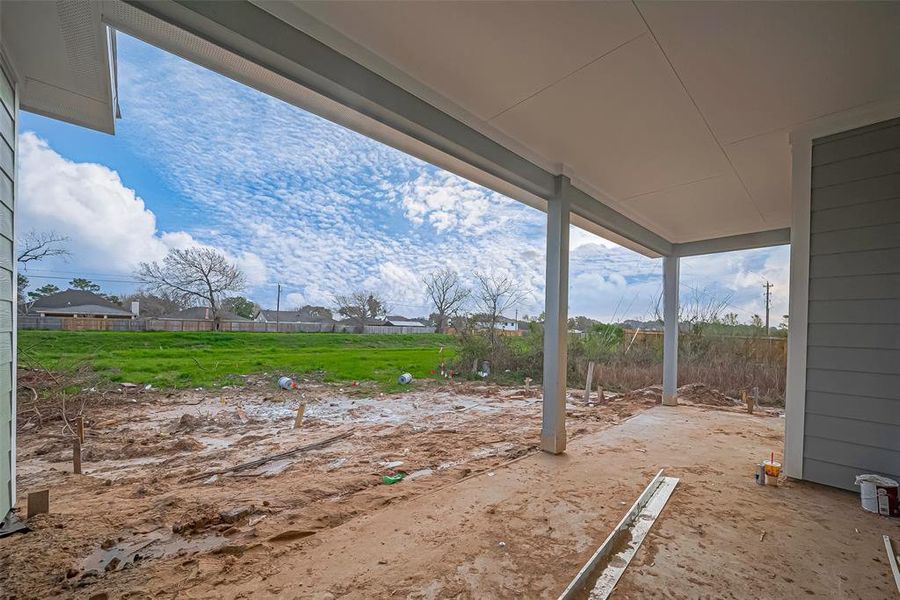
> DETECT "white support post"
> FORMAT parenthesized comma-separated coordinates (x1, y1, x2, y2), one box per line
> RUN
(542, 175, 570, 454)
(662, 256, 679, 406)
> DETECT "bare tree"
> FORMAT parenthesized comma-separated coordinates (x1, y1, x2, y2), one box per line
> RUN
(137, 247, 245, 319)
(424, 268, 469, 333)
(17, 230, 70, 268)
(335, 290, 388, 328)
(473, 272, 527, 348)
(653, 285, 732, 326)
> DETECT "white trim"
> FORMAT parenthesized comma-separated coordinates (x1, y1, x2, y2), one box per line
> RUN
(672, 227, 790, 258)
(541, 176, 570, 454)
(784, 135, 811, 480)
(661, 256, 679, 406)
(785, 100, 900, 480)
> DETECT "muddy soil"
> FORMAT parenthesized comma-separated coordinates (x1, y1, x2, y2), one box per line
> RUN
(1, 379, 656, 598)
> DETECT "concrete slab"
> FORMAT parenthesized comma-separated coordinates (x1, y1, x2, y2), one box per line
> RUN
(199, 406, 898, 598)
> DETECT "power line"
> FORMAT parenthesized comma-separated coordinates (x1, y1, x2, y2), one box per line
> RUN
(17, 274, 143, 285)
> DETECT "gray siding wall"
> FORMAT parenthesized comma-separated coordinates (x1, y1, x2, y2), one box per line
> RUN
(806, 117, 900, 490)
(0, 54, 13, 516)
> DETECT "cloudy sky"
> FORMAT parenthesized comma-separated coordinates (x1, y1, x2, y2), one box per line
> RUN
(17, 34, 789, 324)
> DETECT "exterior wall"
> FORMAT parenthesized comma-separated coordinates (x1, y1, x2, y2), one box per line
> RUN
(804, 117, 900, 490)
(0, 51, 14, 516)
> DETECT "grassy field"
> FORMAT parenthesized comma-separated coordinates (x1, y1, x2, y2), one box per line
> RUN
(18, 331, 455, 390)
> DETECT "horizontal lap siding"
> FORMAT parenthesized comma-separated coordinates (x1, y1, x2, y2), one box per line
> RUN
(0, 59, 11, 517)
(806, 118, 900, 490)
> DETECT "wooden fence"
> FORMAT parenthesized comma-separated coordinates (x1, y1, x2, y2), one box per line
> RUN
(18, 316, 435, 334)
(621, 329, 787, 363)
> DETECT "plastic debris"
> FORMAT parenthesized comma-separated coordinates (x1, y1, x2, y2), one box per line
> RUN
(278, 376, 298, 390)
(398, 373, 413, 385)
(382, 473, 406, 485)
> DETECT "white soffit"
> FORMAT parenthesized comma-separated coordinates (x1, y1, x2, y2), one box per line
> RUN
(1, 0, 117, 134)
(286, 1, 900, 243)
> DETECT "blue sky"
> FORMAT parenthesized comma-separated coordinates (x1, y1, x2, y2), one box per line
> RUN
(17, 34, 789, 323)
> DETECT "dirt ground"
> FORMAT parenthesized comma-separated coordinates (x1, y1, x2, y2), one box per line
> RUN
(3, 380, 893, 599)
(1, 378, 656, 598)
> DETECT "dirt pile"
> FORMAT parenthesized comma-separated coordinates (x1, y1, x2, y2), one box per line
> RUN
(678, 383, 739, 407)
(623, 383, 740, 407)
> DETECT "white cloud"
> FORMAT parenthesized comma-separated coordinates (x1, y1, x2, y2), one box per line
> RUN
(18, 132, 182, 272)
(17, 132, 267, 293)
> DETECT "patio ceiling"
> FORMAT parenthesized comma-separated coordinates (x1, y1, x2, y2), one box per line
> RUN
(4, 1, 899, 254)
(276, 1, 900, 244)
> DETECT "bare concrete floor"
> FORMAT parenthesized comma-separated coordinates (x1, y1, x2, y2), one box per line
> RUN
(140, 407, 900, 598)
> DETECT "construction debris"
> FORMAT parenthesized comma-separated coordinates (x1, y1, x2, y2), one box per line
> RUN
(885, 535, 900, 595)
(26, 490, 49, 519)
(558, 469, 679, 600)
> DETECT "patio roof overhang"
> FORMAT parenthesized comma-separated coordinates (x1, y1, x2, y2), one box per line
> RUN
(94, 0, 900, 257)
(28, 1, 900, 255)
(0, 0, 119, 135)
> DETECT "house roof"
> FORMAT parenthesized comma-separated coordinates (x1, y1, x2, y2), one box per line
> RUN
(337, 317, 387, 326)
(29, 290, 133, 317)
(159, 307, 248, 321)
(258, 309, 334, 324)
(384, 316, 427, 327)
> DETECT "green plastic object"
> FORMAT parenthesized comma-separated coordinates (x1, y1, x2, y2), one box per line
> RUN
(382, 472, 406, 485)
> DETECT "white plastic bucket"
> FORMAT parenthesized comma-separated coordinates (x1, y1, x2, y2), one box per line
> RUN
(859, 480, 879, 513)
(855, 474, 899, 515)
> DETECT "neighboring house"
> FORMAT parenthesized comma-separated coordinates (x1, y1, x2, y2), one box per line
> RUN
(336, 317, 387, 327)
(384, 315, 428, 328)
(254, 309, 335, 324)
(479, 316, 520, 331)
(159, 307, 248, 321)
(27, 289, 135, 319)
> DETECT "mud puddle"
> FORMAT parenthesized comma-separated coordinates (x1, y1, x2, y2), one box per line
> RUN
(78, 530, 228, 576)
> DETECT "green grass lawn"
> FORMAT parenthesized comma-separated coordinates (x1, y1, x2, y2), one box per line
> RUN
(18, 330, 455, 390)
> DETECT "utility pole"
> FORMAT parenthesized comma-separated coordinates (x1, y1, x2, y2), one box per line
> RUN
(275, 283, 281, 333)
(763, 280, 773, 334)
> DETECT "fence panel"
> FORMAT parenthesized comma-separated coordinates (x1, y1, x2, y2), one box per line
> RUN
(18, 317, 436, 334)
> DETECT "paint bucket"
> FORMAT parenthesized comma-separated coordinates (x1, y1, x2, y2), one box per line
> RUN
(764, 460, 781, 486)
(855, 474, 900, 517)
(398, 373, 413, 385)
(755, 463, 766, 485)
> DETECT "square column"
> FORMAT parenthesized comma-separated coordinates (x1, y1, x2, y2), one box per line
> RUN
(662, 256, 679, 406)
(542, 176, 570, 454)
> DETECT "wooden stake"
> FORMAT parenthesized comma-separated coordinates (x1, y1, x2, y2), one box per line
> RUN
(584, 361, 595, 403)
(75, 416, 85, 443)
(72, 438, 82, 475)
(293, 403, 306, 429)
(743, 390, 754, 414)
(27, 489, 49, 518)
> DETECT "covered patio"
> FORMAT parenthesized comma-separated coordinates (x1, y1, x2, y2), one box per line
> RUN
(1, 1, 899, 597)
